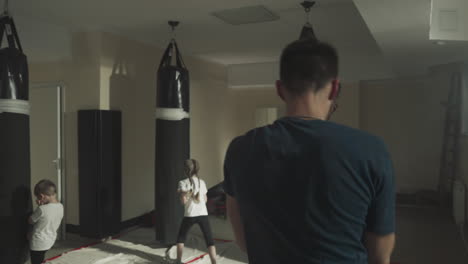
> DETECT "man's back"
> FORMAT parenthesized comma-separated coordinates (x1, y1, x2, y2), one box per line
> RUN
(224, 117, 395, 264)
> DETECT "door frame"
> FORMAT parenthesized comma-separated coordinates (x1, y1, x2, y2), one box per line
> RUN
(31, 82, 66, 240)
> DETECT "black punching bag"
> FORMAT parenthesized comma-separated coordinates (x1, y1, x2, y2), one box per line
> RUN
(0, 15, 32, 263)
(155, 40, 190, 244)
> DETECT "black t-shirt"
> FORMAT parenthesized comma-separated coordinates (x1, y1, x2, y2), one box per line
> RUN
(224, 117, 395, 264)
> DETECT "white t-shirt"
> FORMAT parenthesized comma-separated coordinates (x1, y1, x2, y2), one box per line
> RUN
(178, 177, 208, 217)
(30, 203, 64, 251)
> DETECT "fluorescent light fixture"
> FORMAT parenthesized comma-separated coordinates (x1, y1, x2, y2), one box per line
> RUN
(212, 5, 279, 25)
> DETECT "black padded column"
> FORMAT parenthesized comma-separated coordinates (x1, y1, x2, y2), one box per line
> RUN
(78, 110, 122, 239)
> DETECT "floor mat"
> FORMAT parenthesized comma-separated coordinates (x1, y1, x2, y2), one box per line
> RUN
(45, 228, 247, 264)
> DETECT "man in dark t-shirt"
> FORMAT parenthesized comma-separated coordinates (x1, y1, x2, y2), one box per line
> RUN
(224, 40, 395, 264)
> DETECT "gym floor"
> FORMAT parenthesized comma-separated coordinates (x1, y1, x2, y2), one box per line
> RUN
(25, 207, 468, 264)
(392, 206, 468, 264)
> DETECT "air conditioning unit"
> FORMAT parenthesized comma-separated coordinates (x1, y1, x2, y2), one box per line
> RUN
(430, 0, 468, 41)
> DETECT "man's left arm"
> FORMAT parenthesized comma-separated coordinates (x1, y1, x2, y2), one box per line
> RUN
(224, 137, 247, 252)
(227, 195, 247, 252)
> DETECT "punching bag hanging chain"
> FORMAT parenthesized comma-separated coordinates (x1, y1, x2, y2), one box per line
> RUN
(168, 20, 179, 43)
(3, 0, 9, 16)
(301, 1, 315, 25)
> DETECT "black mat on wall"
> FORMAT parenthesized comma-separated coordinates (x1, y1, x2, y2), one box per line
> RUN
(78, 110, 122, 239)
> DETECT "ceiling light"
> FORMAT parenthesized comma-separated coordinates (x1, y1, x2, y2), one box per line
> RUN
(212, 5, 279, 25)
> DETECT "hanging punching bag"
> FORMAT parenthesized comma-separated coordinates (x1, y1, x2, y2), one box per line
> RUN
(0, 15, 32, 263)
(155, 39, 190, 244)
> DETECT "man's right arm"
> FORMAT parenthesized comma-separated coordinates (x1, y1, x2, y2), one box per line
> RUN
(365, 141, 396, 264)
(364, 232, 395, 264)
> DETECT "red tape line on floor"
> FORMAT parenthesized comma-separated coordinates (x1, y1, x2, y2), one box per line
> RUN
(183, 238, 233, 264)
(184, 253, 208, 264)
(45, 233, 399, 264)
(214, 238, 233, 243)
(44, 227, 140, 262)
(44, 229, 231, 263)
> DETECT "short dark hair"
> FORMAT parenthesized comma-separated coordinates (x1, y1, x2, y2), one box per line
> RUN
(280, 40, 338, 95)
(34, 179, 57, 197)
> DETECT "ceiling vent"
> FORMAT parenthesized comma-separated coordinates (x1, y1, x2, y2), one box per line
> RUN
(212, 5, 279, 25)
(429, 0, 468, 41)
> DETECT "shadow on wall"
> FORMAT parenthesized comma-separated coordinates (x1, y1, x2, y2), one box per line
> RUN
(110, 56, 134, 95)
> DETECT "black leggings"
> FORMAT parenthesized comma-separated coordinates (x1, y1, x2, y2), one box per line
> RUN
(176, 216, 214, 247)
(30, 250, 47, 264)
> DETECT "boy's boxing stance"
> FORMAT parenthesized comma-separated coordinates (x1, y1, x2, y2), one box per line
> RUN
(28, 180, 64, 264)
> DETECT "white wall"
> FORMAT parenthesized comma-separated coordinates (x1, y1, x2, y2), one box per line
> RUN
(333, 82, 360, 128)
(30, 86, 59, 209)
(256, 107, 278, 127)
(13, 15, 72, 63)
(227, 59, 394, 89)
(360, 76, 446, 193)
(224, 81, 361, 137)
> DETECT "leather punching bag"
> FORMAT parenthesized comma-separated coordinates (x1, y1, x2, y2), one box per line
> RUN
(0, 15, 32, 263)
(155, 40, 190, 244)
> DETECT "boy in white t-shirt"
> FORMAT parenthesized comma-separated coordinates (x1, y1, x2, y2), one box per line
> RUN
(28, 180, 64, 264)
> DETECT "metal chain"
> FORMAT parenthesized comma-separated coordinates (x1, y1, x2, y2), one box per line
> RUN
(303, 2, 312, 24)
(301, 1, 315, 24)
(168, 21, 179, 42)
(3, 0, 9, 16)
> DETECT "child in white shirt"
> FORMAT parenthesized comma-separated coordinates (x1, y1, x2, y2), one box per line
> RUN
(176, 159, 217, 264)
(28, 180, 64, 264)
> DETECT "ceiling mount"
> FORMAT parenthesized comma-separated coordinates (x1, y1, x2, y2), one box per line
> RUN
(301, 1, 316, 24)
(299, 1, 318, 41)
(2, 0, 9, 16)
(301, 1, 316, 13)
(168, 20, 180, 32)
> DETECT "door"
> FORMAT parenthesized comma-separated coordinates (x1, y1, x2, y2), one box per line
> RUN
(29, 84, 64, 239)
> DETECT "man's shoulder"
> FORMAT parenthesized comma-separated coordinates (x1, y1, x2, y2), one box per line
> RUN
(229, 125, 269, 144)
(328, 122, 385, 147)
(226, 127, 262, 155)
(226, 133, 249, 152)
